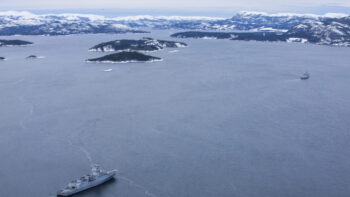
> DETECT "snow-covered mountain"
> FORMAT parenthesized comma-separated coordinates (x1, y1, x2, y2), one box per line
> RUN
(286, 16, 350, 46)
(0, 11, 223, 35)
(0, 11, 148, 35)
(173, 12, 350, 47)
(0, 11, 349, 47)
(212, 11, 348, 31)
(109, 11, 349, 32)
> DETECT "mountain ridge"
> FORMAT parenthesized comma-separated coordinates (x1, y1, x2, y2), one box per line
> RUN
(1, 10, 349, 46)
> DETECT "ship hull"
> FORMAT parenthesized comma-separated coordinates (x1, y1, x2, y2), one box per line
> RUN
(57, 171, 116, 196)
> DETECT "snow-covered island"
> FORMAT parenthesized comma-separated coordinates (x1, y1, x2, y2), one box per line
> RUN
(89, 37, 187, 52)
(86, 51, 162, 63)
(0, 39, 33, 46)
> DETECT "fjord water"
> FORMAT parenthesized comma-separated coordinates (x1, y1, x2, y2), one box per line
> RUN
(1, 31, 350, 197)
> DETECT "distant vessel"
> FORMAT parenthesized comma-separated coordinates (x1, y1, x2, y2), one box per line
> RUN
(300, 72, 310, 80)
(57, 165, 117, 196)
(26, 55, 38, 59)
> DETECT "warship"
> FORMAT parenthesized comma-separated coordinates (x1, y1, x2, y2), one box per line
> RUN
(57, 165, 117, 196)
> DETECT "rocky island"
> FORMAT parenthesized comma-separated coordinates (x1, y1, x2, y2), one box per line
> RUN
(86, 51, 162, 63)
(0, 39, 33, 46)
(89, 37, 187, 52)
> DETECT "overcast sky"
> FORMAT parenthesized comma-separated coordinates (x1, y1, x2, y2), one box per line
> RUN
(0, 0, 349, 15)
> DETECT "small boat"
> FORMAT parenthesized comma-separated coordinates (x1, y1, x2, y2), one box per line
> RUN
(300, 72, 310, 80)
(26, 55, 38, 59)
(57, 165, 117, 196)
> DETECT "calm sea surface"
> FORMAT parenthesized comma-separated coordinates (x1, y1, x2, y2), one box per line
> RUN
(1, 31, 350, 197)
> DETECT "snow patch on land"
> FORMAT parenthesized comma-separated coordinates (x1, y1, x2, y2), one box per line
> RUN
(287, 38, 308, 43)
(175, 42, 187, 47)
(202, 36, 218, 40)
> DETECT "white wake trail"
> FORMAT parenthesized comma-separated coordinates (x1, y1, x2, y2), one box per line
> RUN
(118, 176, 158, 197)
(67, 119, 100, 167)
(17, 96, 35, 131)
(79, 146, 94, 166)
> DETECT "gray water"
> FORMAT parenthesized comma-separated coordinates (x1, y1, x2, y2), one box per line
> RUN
(1, 31, 350, 197)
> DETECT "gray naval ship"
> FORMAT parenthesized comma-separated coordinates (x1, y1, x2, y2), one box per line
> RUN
(57, 165, 117, 196)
